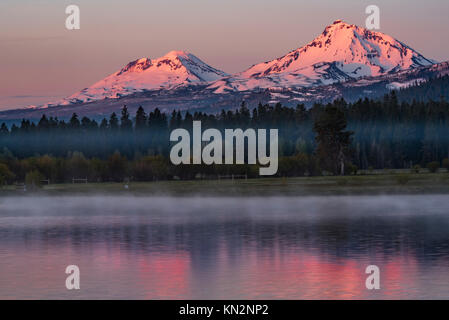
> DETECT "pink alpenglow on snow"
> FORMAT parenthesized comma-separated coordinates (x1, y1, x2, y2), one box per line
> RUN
(53, 51, 228, 106)
(47, 21, 437, 107)
(208, 20, 436, 92)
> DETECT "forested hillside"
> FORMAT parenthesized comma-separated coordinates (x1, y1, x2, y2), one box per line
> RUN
(1, 91, 449, 184)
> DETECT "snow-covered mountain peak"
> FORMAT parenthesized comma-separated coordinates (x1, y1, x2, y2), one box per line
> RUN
(117, 57, 153, 74)
(116, 50, 219, 77)
(44, 21, 438, 107)
(206, 20, 436, 94)
(325, 19, 355, 31)
(162, 50, 190, 59)
(240, 20, 435, 79)
(52, 50, 228, 106)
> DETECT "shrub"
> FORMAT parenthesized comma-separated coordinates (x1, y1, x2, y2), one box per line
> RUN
(442, 158, 449, 171)
(88, 158, 108, 182)
(132, 155, 169, 181)
(107, 151, 128, 182)
(67, 151, 89, 179)
(427, 161, 440, 173)
(25, 170, 44, 189)
(36, 155, 56, 181)
(307, 156, 321, 176)
(277, 154, 309, 177)
(346, 163, 358, 175)
(0, 163, 15, 185)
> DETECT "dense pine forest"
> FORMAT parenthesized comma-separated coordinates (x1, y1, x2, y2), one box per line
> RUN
(1, 91, 449, 185)
(395, 75, 449, 103)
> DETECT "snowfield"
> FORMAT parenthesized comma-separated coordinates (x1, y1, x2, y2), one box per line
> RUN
(42, 20, 437, 108)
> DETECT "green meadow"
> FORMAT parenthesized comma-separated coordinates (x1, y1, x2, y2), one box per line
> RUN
(2, 171, 449, 197)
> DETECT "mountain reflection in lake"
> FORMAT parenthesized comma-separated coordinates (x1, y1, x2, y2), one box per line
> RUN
(0, 195, 449, 299)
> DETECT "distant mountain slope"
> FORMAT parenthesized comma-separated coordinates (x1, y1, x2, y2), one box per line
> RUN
(49, 50, 228, 106)
(2, 61, 448, 122)
(3, 19, 445, 119)
(208, 20, 436, 93)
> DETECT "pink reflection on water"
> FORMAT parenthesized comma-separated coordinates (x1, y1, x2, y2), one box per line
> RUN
(201, 243, 424, 299)
(138, 253, 192, 299)
(0, 226, 445, 299)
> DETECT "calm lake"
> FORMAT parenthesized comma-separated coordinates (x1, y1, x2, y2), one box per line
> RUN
(0, 195, 449, 299)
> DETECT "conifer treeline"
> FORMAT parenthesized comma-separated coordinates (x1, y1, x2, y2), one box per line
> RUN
(1, 91, 449, 184)
(395, 75, 449, 103)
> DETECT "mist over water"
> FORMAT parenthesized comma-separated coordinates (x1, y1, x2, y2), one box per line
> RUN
(1, 195, 449, 299)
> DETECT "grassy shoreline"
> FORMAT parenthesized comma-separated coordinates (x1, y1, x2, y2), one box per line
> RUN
(1, 172, 449, 196)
